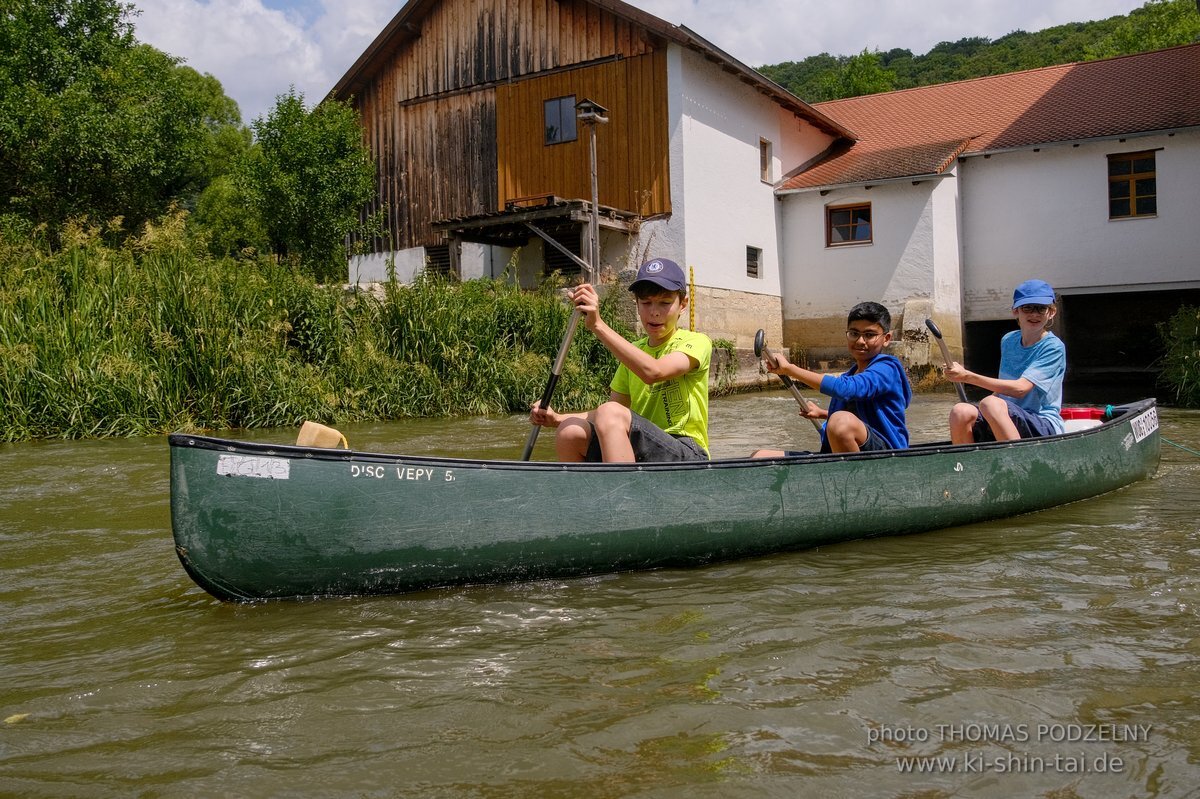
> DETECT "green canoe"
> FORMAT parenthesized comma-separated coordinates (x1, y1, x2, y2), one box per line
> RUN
(169, 399, 1161, 602)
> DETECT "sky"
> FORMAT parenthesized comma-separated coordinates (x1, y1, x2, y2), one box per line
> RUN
(131, 0, 1148, 125)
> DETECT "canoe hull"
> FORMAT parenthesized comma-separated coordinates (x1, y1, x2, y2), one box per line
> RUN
(169, 400, 1161, 601)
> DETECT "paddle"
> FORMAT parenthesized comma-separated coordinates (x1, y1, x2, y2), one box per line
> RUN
(754, 329, 823, 432)
(924, 319, 969, 403)
(521, 306, 584, 460)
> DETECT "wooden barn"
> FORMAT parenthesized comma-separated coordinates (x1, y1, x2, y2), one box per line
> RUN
(331, 0, 851, 336)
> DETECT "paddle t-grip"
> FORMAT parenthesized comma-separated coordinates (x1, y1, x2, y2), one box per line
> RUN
(925, 318, 969, 403)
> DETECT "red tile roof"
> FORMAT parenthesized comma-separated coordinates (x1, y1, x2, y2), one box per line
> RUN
(779, 43, 1200, 191)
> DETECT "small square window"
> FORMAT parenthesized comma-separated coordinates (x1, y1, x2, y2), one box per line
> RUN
(826, 203, 872, 246)
(544, 96, 577, 145)
(1107, 150, 1156, 219)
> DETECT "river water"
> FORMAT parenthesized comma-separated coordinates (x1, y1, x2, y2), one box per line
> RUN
(2, 392, 1198, 798)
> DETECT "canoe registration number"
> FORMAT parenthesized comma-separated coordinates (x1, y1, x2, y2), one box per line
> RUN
(1129, 408, 1158, 443)
(350, 464, 455, 482)
(217, 454, 290, 480)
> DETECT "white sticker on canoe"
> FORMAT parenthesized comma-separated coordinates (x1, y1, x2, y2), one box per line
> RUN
(1129, 408, 1159, 443)
(217, 454, 290, 480)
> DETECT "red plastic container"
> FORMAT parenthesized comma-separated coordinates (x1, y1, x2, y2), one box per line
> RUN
(1061, 406, 1104, 430)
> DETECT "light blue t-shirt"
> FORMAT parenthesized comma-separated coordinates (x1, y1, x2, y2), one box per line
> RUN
(998, 330, 1066, 434)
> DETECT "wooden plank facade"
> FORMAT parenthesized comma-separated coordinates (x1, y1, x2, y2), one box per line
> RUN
(340, 0, 672, 255)
(496, 51, 669, 217)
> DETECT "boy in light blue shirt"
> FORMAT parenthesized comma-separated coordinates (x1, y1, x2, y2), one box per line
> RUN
(945, 279, 1066, 443)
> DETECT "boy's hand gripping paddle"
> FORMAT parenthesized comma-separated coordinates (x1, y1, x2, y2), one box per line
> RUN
(521, 307, 583, 460)
(755, 329, 823, 432)
(924, 319, 969, 403)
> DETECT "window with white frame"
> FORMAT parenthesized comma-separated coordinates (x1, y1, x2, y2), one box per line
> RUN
(826, 203, 872, 246)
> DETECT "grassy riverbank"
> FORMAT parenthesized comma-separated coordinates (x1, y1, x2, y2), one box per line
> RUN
(0, 218, 620, 442)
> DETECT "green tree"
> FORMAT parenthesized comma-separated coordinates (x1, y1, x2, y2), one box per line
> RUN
(0, 0, 227, 233)
(757, 0, 1195, 102)
(171, 65, 253, 207)
(192, 174, 269, 257)
(1088, 0, 1200, 58)
(817, 49, 897, 100)
(757, 53, 841, 101)
(242, 89, 377, 281)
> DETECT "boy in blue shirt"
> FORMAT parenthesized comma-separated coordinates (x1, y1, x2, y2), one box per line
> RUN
(944, 279, 1066, 443)
(753, 301, 911, 455)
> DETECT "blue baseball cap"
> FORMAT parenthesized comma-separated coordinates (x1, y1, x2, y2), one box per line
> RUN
(1012, 279, 1056, 308)
(630, 258, 686, 293)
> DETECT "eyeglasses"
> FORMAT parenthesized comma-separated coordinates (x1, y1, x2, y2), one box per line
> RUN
(1018, 304, 1050, 314)
(845, 329, 884, 342)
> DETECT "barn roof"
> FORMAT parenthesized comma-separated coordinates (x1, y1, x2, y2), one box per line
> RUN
(330, 0, 855, 140)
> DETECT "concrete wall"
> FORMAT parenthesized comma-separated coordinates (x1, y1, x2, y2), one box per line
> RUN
(960, 132, 1200, 321)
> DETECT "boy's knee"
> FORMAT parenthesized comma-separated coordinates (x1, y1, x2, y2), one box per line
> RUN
(592, 401, 631, 433)
(949, 402, 977, 425)
(825, 410, 858, 435)
(554, 418, 593, 461)
(556, 418, 590, 444)
(978, 395, 1007, 418)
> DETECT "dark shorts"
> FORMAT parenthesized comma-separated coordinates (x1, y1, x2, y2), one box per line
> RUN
(972, 397, 1058, 441)
(785, 424, 891, 456)
(583, 411, 708, 463)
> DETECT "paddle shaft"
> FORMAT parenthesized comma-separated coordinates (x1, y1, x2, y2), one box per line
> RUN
(925, 319, 969, 403)
(521, 308, 583, 460)
(761, 343, 824, 432)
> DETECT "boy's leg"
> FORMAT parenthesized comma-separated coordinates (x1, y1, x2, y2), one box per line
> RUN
(626, 412, 707, 462)
(591, 401, 636, 462)
(824, 410, 868, 452)
(949, 402, 981, 444)
(978, 395, 1020, 441)
(1001, 401, 1058, 439)
(751, 448, 787, 458)
(556, 417, 597, 461)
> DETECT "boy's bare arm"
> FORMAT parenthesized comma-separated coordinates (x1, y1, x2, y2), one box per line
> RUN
(531, 391, 631, 428)
(573, 284, 695, 384)
(945, 362, 1034, 398)
(764, 351, 825, 392)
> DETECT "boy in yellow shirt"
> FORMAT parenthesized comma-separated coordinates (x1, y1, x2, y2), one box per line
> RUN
(530, 258, 711, 462)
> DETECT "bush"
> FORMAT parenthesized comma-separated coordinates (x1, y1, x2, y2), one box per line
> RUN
(1158, 305, 1200, 407)
(0, 215, 622, 441)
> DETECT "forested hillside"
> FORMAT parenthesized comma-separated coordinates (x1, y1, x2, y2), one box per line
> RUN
(758, 0, 1200, 101)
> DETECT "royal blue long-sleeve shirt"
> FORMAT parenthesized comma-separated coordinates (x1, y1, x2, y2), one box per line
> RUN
(818, 353, 912, 450)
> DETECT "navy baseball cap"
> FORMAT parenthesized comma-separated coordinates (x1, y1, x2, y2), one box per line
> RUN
(630, 258, 686, 293)
(1012, 279, 1056, 308)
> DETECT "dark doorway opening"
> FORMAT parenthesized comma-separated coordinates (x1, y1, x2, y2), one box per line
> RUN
(962, 288, 1200, 405)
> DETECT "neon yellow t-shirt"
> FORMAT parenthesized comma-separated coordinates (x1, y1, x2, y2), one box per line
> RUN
(610, 328, 712, 454)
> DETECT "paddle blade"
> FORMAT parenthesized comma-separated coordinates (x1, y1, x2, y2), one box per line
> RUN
(754, 329, 766, 358)
(924, 318, 944, 339)
(297, 421, 349, 449)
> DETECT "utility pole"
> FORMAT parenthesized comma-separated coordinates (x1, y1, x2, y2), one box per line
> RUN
(575, 98, 609, 285)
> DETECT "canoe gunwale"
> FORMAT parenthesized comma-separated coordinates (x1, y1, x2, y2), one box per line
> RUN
(166, 398, 1158, 471)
